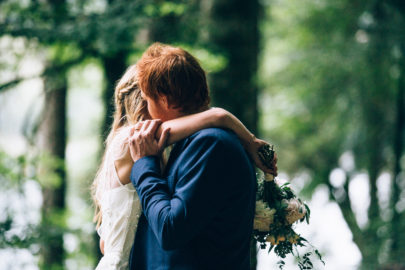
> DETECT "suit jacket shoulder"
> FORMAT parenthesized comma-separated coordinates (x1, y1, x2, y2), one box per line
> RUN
(180, 127, 243, 154)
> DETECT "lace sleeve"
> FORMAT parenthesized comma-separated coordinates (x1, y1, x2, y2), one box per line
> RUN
(97, 223, 104, 239)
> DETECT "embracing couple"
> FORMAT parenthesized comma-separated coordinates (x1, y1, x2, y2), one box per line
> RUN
(92, 43, 277, 270)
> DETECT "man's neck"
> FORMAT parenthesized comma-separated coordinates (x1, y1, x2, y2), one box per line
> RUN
(161, 109, 186, 121)
(161, 105, 208, 121)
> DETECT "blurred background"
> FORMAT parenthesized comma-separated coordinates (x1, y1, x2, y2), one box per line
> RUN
(0, 0, 404, 269)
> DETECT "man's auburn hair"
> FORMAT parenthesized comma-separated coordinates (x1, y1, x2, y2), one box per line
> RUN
(137, 43, 210, 114)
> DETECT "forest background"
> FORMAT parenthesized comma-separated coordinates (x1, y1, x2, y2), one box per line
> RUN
(0, 0, 405, 269)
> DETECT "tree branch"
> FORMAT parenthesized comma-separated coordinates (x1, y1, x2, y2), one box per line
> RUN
(0, 54, 87, 94)
(0, 77, 26, 93)
(326, 177, 365, 251)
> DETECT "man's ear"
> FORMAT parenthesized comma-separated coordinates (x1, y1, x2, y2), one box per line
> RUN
(161, 95, 171, 109)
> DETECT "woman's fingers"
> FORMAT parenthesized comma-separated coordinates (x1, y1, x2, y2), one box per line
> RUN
(140, 120, 152, 133)
(135, 121, 143, 129)
(262, 165, 275, 175)
(271, 153, 278, 176)
(251, 140, 279, 176)
(128, 135, 138, 161)
(130, 122, 144, 136)
(145, 119, 162, 137)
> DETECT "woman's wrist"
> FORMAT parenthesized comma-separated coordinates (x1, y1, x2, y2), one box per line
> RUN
(246, 135, 259, 155)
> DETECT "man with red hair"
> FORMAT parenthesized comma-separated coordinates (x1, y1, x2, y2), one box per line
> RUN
(128, 43, 257, 270)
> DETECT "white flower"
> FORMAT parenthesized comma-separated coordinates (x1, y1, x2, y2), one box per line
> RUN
(285, 198, 306, 224)
(254, 200, 276, 232)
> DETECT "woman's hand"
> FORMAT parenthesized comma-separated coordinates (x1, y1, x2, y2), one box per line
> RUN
(128, 120, 170, 163)
(247, 137, 278, 176)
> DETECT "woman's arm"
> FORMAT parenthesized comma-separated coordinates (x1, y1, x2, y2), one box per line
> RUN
(119, 108, 277, 185)
(100, 238, 105, 255)
(159, 108, 249, 145)
(156, 108, 277, 175)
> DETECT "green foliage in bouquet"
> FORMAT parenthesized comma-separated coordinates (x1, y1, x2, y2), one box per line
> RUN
(253, 144, 324, 270)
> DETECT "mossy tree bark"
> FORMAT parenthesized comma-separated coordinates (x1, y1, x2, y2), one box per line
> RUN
(38, 67, 67, 270)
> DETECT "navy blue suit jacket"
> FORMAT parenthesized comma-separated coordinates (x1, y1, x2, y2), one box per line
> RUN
(129, 128, 256, 270)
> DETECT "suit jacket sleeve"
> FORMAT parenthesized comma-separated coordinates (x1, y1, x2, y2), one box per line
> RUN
(130, 131, 233, 250)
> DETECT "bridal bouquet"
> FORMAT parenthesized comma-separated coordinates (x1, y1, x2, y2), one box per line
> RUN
(254, 144, 324, 269)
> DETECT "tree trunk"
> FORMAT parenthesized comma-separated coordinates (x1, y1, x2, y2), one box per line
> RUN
(358, 3, 387, 268)
(101, 52, 128, 138)
(208, 0, 259, 135)
(37, 68, 67, 270)
(33, 0, 69, 268)
(390, 42, 405, 263)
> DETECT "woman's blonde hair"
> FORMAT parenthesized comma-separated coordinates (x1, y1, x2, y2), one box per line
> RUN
(91, 64, 148, 228)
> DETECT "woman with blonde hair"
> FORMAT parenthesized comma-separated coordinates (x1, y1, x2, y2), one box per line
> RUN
(92, 64, 276, 269)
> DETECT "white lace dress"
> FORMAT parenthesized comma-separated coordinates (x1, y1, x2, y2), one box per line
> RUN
(95, 129, 142, 270)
